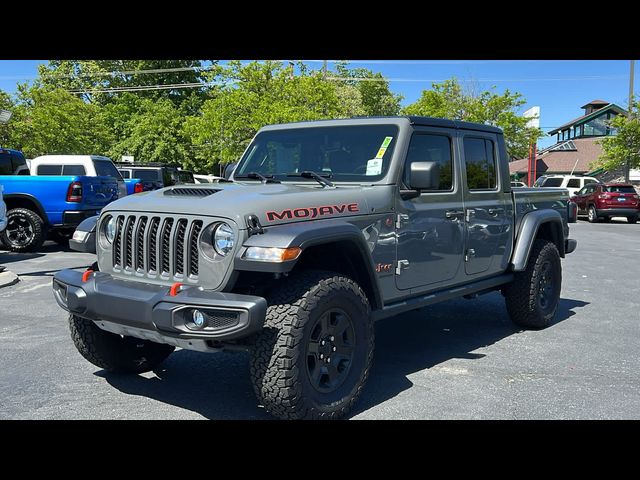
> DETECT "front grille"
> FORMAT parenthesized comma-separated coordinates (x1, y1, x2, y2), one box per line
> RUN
(112, 214, 203, 279)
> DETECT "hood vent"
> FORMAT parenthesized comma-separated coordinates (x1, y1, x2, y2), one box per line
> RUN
(164, 187, 218, 197)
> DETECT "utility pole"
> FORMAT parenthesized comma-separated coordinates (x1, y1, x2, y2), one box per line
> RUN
(626, 60, 635, 183)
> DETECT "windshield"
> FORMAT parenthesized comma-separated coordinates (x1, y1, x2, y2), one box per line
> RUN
(235, 125, 399, 182)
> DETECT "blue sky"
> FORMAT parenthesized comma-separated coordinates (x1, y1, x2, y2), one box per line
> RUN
(0, 59, 636, 149)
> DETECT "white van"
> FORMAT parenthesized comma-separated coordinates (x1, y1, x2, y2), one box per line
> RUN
(30, 155, 127, 198)
(533, 175, 599, 196)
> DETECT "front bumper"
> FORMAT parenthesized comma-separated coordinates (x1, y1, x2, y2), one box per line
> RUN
(52, 269, 267, 351)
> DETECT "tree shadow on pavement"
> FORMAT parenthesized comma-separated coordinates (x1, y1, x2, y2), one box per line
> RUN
(98, 292, 588, 420)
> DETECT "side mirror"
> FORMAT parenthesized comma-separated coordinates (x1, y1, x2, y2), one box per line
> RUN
(409, 161, 440, 190)
(224, 162, 237, 180)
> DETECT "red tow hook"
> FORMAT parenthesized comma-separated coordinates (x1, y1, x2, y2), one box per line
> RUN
(82, 269, 94, 282)
(169, 282, 184, 297)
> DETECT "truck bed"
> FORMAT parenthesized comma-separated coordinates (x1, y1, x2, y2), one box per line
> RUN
(512, 187, 571, 241)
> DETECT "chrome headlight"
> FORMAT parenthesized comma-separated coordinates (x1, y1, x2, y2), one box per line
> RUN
(213, 222, 235, 256)
(105, 216, 117, 243)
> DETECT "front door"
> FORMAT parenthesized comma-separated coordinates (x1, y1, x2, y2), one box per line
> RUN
(395, 129, 465, 290)
(460, 134, 511, 276)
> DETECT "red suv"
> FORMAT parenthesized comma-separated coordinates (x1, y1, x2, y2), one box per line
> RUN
(571, 183, 639, 223)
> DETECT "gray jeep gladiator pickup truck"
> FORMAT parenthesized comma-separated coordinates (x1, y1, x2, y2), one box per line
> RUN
(52, 117, 577, 419)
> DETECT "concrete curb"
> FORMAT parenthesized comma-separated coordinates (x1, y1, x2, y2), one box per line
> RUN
(0, 270, 19, 288)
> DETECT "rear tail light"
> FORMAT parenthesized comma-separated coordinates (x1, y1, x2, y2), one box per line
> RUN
(134, 182, 144, 194)
(66, 181, 83, 202)
(598, 194, 611, 200)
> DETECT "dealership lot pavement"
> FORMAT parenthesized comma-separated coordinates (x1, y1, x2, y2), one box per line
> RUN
(1, 219, 639, 419)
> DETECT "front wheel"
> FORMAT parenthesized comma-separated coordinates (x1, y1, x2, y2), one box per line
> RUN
(69, 315, 175, 373)
(1, 208, 46, 252)
(587, 205, 599, 223)
(504, 239, 562, 329)
(250, 271, 374, 420)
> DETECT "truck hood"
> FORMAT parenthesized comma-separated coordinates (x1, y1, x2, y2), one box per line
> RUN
(101, 182, 387, 228)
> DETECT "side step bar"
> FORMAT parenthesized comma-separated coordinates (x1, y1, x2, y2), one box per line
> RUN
(372, 273, 513, 321)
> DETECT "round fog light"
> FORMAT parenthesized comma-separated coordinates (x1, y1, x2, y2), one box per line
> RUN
(192, 309, 206, 329)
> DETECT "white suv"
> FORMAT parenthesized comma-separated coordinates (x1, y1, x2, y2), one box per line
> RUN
(534, 175, 599, 196)
(0, 184, 7, 233)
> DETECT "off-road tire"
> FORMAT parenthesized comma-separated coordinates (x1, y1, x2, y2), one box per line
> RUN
(69, 315, 175, 373)
(587, 205, 599, 223)
(250, 270, 374, 420)
(1, 208, 46, 252)
(627, 215, 638, 224)
(504, 239, 561, 329)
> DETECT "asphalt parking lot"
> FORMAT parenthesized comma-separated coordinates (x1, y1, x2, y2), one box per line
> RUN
(1, 218, 639, 420)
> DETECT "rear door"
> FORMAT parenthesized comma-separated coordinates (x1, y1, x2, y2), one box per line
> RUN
(460, 133, 512, 276)
(573, 186, 590, 212)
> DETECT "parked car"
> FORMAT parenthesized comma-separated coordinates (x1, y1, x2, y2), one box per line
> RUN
(30, 155, 128, 199)
(1, 149, 120, 252)
(571, 183, 639, 223)
(533, 174, 599, 196)
(0, 184, 6, 233)
(193, 174, 224, 184)
(511, 181, 527, 188)
(117, 163, 195, 190)
(54, 116, 576, 420)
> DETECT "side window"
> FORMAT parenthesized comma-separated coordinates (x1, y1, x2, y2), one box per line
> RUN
(576, 187, 587, 195)
(62, 165, 86, 175)
(567, 178, 580, 188)
(403, 133, 453, 191)
(0, 153, 12, 175)
(583, 178, 597, 186)
(464, 137, 497, 190)
(119, 170, 130, 179)
(10, 153, 27, 174)
(37, 164, 63, 175)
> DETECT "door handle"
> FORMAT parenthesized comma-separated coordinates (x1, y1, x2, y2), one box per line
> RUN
(488, 208, 504, 216)
(445, 210, 464, 220)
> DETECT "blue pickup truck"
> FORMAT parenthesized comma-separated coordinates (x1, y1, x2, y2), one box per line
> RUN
(0, 148, 119, 252)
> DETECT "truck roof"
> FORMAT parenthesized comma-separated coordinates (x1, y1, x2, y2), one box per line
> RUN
(258, 116, 503, 134)
(31, 155, 113, 162)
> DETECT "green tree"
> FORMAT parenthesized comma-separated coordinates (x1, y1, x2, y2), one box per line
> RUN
(597, 103, 640, 171)
(403, 78, 541, 159)
(183, 61, 365, 172)
(7, 85, 112, 157)
(0, 89, 15, 147)
(334, 62, 403, 116)
(37, 60, 216, 113)
(107, 97, 189, 165)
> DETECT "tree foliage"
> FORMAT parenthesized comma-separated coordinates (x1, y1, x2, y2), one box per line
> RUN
(597, 103, 640, 171)
(0, 61, 542, 173)
(402, 78, 541, 159)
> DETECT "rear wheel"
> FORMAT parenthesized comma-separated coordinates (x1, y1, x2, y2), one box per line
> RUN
(1, 208, 46, 252)
(250, 270, 374, 420)
(69, 315, 175, 373)
(504, 239, 561, 329)
(587, 205, 599, 223)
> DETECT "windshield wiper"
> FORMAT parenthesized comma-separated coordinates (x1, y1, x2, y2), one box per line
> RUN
(286, 171, 334, 188)
(234, 172, 280, 184)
